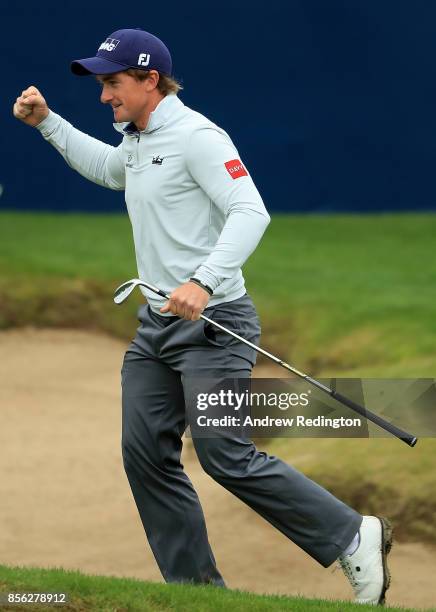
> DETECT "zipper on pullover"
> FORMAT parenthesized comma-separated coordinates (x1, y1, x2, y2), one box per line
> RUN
(135, 132, 140, 165)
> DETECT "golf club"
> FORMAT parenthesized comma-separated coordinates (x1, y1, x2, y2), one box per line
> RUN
(114, 278, 418, 447)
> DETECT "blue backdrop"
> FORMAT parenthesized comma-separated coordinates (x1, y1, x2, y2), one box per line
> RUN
(2, 0, 436, 212)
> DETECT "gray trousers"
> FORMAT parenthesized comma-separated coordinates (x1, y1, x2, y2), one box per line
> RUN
(121, 294, 362, 585)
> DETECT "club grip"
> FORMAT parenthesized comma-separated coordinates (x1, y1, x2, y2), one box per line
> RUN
(331, 390, 418, 447)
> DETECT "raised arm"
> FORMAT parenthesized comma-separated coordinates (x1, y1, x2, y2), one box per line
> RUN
(13, 86, 125, 191)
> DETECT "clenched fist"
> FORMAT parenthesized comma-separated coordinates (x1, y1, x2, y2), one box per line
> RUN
(13, 86, 49, 127)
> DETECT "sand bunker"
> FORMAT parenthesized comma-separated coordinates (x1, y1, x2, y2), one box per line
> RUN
(0, 328, 434, 609)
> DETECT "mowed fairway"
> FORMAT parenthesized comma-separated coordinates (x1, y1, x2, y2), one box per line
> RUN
(0, 212, 435, 609)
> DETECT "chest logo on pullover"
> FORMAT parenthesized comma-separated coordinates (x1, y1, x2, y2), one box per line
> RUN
(126, 154, 134, 168)
(152, 156, 164, 165)
(224, 159, 248, 179)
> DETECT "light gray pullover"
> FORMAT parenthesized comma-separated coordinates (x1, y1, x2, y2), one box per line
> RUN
(36, 93, 270, 313)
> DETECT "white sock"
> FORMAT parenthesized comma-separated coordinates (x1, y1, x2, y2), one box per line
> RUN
(342, 531, 360, 557)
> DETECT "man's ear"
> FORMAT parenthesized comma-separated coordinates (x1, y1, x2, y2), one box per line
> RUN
(144, 70, 160, 91)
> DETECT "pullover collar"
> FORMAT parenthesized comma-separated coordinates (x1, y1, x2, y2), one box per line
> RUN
(113, 93, 184, 136)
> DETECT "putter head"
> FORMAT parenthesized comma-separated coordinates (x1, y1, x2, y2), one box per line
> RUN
(113, 279, 141, 304)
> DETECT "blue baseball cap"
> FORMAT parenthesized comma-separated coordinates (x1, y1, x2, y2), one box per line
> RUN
(71, 28, 172, 76)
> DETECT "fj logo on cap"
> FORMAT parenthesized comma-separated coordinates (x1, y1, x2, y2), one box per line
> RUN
(138, 53, 151, 66)
(224, 159, 248, 179)
(98, 38, 120, 52)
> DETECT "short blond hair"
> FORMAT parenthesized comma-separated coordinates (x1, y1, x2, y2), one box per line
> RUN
(125, 69, 183, 95)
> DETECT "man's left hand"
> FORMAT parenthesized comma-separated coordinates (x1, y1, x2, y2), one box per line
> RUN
(160, 282, 210, 320)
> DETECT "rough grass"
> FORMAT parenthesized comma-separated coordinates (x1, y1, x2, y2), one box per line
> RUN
(0, 565, 421, 611)
(264, 437, 436, 543)
(1, 212, 436, 376)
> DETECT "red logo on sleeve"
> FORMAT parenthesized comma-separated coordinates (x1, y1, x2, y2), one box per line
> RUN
(224, 159, 248, 179)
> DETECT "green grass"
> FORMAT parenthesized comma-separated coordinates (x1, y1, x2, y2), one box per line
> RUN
(245, 213, 436, 377)
(0, 565, 422, 611)
(0, 212, 135, 279)
(1, 211, 436, 376)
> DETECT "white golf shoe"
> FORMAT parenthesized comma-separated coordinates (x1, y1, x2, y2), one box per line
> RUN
(337, 516, 393, 605)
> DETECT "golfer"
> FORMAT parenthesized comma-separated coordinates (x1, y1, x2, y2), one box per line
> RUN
(13, 28, 392, 605)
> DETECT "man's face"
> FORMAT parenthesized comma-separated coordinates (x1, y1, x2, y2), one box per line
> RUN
(97, 72, 151, 124)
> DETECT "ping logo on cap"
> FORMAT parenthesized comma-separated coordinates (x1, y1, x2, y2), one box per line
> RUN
(224, 159, 248, 179)
(98, 38, 120, 52)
